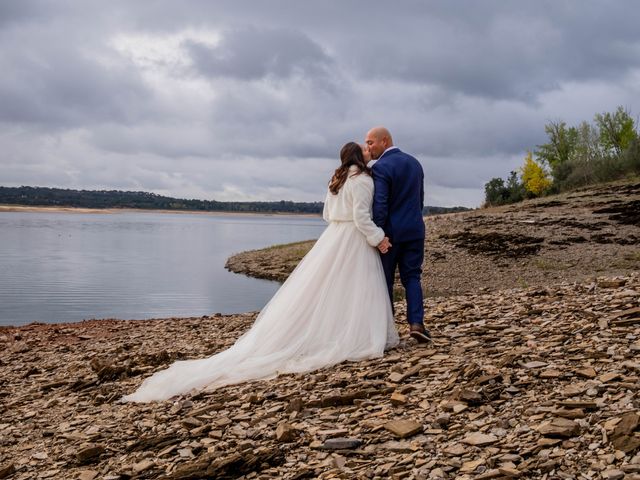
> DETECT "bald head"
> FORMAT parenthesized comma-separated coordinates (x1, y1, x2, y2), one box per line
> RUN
(365, 127, 394, 160)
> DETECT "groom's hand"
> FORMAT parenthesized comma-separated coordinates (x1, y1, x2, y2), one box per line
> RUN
(377, 237, 392, 254)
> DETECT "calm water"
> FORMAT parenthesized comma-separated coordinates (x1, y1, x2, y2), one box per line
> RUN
(0, 211, 326, 326)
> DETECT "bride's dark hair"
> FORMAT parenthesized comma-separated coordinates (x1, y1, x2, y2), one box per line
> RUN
(329, 142, 370, 195)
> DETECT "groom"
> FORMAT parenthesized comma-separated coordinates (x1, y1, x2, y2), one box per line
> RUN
(365, 127, 430, 343)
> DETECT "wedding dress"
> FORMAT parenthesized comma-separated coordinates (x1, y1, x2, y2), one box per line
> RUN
(123, 166, 398, 402)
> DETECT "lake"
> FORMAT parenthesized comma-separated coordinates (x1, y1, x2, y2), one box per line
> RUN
(0, 211, 326, 326)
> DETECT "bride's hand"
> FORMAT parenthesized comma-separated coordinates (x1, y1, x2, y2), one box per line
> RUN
(377, 237, 391, 254)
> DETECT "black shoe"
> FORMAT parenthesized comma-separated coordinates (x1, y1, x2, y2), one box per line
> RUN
(409, 324, 432, 343)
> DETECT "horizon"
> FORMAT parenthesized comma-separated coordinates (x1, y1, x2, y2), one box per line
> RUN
(0, 184, 473, 210)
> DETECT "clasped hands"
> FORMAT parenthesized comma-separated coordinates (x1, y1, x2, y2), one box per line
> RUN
(377, 236, 392, 254)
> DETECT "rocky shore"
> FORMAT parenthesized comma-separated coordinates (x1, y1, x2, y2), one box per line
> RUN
(226, 180, 640, 297)
(1, 180, 639, 480)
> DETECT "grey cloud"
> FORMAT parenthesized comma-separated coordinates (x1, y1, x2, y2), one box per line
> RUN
(0, 26, 152, 128)
(1, 1, 639, 208)
(0, 1, 44, 28)
(185, 26, 332, 81)
(343, 2, 640, 101)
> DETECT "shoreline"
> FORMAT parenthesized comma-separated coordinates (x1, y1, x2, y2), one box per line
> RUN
(0, 204, 323, 217)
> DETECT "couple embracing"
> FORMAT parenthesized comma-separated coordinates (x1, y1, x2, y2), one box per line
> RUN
(124, 127, 429, 403)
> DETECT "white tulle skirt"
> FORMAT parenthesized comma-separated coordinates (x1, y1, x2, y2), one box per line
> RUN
(122, 221, 399, 402)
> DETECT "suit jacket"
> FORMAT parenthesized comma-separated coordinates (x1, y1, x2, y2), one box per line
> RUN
(371, 147, 425, 242)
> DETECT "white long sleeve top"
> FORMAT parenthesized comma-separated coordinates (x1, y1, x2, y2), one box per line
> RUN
(322, 166, 386, 247)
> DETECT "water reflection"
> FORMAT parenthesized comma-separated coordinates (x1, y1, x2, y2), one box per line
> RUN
(0, 211, 326, 326)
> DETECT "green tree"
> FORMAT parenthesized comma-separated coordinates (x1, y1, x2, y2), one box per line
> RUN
(572, 121, 602, 164)
(521, 152, 551, 196)
(594, 106, 638, 156)
(535, 121, 578, 167)
(505, 170, 526, 203)
(484, 177, 508, 206)
(535, 121, 578, 184)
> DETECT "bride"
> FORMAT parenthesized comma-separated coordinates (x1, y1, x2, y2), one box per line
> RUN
(123, 142, 399, 402)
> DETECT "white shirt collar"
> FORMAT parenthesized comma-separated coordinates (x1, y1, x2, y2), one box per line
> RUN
(379, 146, 399, 160)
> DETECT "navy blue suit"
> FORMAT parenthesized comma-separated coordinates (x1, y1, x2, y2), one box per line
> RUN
(371, 147, 425, 326)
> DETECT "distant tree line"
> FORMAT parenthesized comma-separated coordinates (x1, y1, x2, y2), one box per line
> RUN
(485, 106, 640, 206)
(423, 205, 470, 215)
(0, 186, 471, 216)
(0, 186, 324, 214)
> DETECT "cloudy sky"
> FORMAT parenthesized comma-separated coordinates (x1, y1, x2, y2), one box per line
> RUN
(1, 1, 639, 207)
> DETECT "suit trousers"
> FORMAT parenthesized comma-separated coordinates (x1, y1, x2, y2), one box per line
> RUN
(379, 238, 425, 326)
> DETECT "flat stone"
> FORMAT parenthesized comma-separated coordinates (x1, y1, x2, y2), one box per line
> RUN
(477, 374, 502, 385)
(133, 459, 155, 473)
(286, 398, 303, 413)
(462, 432, 499, 446)
(476, 470, 504, 480)
(537, 438, 562, 447)
(76, 444, 105, 463)
(602, 469, 625, 480)
(539, 369, 563, 379)
(0, 464, 15, 479)
(599, 372, 622, 383)
(319, 390, 371, 407)
(332, 455, 346, 469)
(553, 408, 585, 419)
(181, 416, 203, 429)
(441, 400, 466, 411)
(429, 467, 446, 479)
(383, 420, 423, 439)
(613, 317, 640, 327)
(612, 435, 640, 453)
(275, 422, 298, 443)
(78, 471, 99, 480)
(556, 400, 599, 410)
(537, 418, 580, 438)
(389, 372, 404, 383)
(621, 360, 640, 371)
(612, 412, 640, 439)
(522, 361, 548, 369)
(598, 279, 626, 288)
(562, 383, 589, 396)
(498, 467, 522, 477)
(443, 444, 467, 456)
(321, 437, 363, 450)
(435, 414, 451, 427)
(390, 392, 408, 406)
(158, 445, 177, 457)
(317, 428, 349, 438)
(38, 470, 59, 479)
(453, 403, 468, 413)
(575, 367, 597, 379)
(460, 458, 485, 473)
(178, 448, 194, 458)
(459, 389, 484, 404)
(604, 418, 622, 432)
